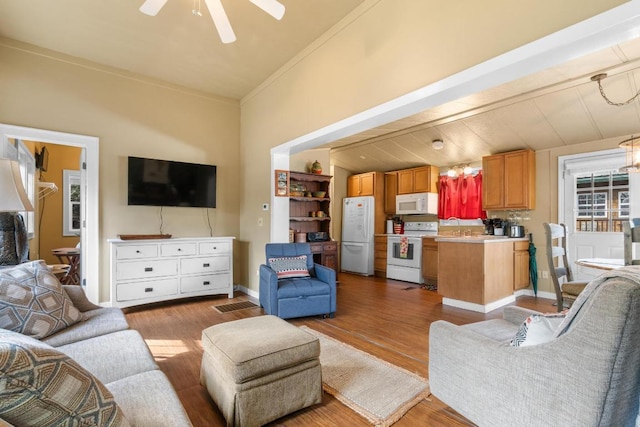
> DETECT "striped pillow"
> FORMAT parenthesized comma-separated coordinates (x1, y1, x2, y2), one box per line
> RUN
(510, 313, 566, 347)
(268, 255, 310, 279)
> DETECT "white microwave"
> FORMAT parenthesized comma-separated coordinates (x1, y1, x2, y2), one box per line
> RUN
(396, 192, 438, 215)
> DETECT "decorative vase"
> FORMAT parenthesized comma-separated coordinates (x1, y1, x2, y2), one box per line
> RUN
(311, 160, 322, 174)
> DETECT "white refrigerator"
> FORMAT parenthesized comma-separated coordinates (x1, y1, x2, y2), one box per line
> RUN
(341, 196, 375, 275)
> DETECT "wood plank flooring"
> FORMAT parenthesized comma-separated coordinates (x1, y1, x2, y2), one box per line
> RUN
(124, 273, 555, 426)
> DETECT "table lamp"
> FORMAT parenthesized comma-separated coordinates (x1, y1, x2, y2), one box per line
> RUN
(0, 158, 34, 212)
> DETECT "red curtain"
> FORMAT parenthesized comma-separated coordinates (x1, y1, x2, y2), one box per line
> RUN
(438, 171, 486, 220)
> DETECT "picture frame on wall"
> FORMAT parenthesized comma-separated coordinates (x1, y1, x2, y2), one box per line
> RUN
(275, 170, 289, 197)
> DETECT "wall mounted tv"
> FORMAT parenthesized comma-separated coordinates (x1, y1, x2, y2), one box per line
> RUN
(127, 157, 217, 208)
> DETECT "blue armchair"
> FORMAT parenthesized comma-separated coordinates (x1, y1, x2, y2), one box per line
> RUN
(259, 243, 336, 319)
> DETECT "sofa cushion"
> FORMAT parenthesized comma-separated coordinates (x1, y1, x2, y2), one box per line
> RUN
(0, 260, 82, 339)
(510, 312, 565, 347)
(268, 255, 310, 279)
(277, 278, 331, 298)
(106, 370, 193, 427)
(42, 306, 129, 347)
(57, 330, 158, 384)
(0, 329, 130, 426)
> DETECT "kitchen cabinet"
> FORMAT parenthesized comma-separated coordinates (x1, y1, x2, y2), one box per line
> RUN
(482, 149, 535, 210)
(374, 236, 387, 277)
(513, 240, 530, 290)
(289, 171, 332, 237)
(397, 165, 439, 195)
(310, 241, 338, 273)
(347, 171, 382, 197)
(384, 172, 397, 214)
(422, 237, 438, 285)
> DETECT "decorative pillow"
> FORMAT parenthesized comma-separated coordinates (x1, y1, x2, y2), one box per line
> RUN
(510, 312, 566, 347)
(0, 260, 82, 339)
(268, 255, 310, 279)
(0, 330, 130, 426)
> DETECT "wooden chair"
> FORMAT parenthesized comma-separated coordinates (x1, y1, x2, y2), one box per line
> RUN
(543, 223, 588, 311)
(623, 221, 640, 266)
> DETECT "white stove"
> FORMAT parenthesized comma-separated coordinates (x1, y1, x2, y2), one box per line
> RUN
(386, 222, 438, 284)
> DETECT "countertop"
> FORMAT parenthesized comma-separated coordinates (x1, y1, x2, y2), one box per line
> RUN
(375, 233, 529, 243)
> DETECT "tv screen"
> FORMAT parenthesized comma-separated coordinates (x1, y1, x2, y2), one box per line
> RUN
(127, 157, 217, 208)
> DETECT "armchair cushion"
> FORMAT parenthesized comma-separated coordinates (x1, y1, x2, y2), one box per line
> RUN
(268, 255, 311, 279)
(0, 260, 82, 339)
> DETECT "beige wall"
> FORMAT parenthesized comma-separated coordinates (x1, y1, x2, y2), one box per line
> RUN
(239, 0, 626, 292)
(0, 41, 241, 302)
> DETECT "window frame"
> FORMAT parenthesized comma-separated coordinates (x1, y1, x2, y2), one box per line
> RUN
(63, 169, 81, 236)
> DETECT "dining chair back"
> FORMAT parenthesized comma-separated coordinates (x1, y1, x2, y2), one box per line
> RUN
(623, 221, 640, 266)
(543, 222, 588, 311)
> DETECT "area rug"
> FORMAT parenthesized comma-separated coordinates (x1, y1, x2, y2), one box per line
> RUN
(212, 300, 258, 313)
(301, 326, 430, 427)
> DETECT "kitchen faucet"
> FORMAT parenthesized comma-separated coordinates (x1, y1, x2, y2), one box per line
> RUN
(447, 217, 461, 236)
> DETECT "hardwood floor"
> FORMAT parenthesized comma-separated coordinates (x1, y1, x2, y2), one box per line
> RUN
(124, 273, 555, 426)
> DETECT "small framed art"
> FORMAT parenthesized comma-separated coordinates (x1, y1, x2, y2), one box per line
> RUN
(275, 170, 289, 196)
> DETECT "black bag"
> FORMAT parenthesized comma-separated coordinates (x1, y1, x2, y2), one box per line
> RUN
(0, 212, 29, 266)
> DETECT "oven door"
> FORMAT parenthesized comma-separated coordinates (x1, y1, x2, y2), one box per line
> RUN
(387, 237, 422, 268)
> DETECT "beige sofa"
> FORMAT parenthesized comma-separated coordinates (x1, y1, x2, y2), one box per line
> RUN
(0, 261, 192, 426)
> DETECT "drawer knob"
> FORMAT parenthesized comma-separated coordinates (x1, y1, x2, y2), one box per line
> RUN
(203, 281, 210, 286)
(144, 287, 153, 292)
(136, 250, 141, 253)
(203, 263, 210, 267)
(178, 248, 182, 251)
(144, 267, 153, 272)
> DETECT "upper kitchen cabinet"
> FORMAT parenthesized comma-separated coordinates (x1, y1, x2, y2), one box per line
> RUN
(482, 149, 535, 211)
(347, 171, 383, 197)
(384, 172, 397, 214)
(397, 165, 439, 195)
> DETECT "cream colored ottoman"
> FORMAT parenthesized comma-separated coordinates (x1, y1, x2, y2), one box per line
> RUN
(200, 315, 322, 427)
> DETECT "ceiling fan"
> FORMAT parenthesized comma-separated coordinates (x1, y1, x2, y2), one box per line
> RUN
(139, 0, 285, 44)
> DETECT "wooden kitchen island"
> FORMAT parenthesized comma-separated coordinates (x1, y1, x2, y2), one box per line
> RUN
(436, 235, 529, 313)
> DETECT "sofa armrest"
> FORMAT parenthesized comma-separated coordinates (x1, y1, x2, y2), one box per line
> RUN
(502, 306, 540, 325)
(428, 319, 613, 426)
(314, 263, 335, 286)
(258, 264, 279, 315)
(62, 285, 101, 312)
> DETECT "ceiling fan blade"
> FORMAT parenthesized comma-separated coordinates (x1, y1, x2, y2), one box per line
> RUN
(139, 0, 170, 16)
(203, 0, 237, 43)
(249, 0, 285, 20)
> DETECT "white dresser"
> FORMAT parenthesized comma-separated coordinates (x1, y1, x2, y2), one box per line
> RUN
(108, 237, 234, 308)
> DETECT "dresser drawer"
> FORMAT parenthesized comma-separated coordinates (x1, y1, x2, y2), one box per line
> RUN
(323, 243, 337, 252)
(116, 278, 178, 302)
(199, 241, 231, 255)
(116, 259, 178, 281)
(161, 243, 197, 257)
(116, 244, 158, 260)
(181, 273, 230, 294)
(181, 256, 229, 275)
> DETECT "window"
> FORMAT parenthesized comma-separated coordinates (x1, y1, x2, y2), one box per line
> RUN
(575, 171, 629, 232)
(63, 170, 81, 236)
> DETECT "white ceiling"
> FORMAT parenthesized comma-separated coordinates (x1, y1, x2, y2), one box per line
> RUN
(2, 1, 640, 173)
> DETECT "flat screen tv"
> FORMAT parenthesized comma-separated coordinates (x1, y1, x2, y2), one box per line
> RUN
(127, 156, 217, 208)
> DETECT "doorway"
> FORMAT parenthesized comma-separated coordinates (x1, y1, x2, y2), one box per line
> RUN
(0, 124, 99, 304)
(559, 148, 640, 281)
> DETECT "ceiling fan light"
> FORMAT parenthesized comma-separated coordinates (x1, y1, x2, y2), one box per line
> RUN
(249, 0, 285, 20)
(204, 0, 237, 43)
(432, 139, 444, 150)
(139, 0, 170, 16)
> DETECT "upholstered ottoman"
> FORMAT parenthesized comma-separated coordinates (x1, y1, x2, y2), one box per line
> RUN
(200, 315, 322, 427)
